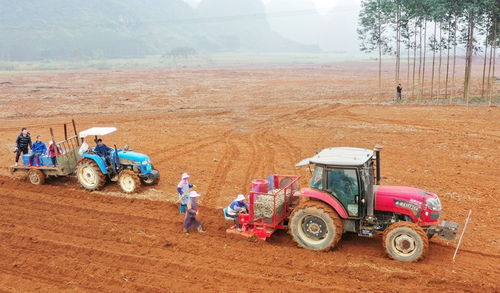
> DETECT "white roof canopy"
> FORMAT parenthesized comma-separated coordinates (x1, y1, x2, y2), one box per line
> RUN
(296, 147, 374, 167)
(79, 127, 117, 138)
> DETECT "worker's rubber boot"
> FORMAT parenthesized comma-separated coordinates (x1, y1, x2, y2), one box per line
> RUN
(197, 225, 206, 233)
(183, 228, 188, 234)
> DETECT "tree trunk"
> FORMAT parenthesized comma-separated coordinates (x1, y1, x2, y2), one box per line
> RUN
(378, 3, 382, 101)
(430, 21, 437, 99)
(464, 15, 475, 105)
(437, 23, 443, 100)
(395, 4, 400, 85)
(481, 38, 489, 98)
(417, 21, 423, 100)
(412, 21, 418, 99)
(488, 15, 497, 106)
(451, 19, 458, 102)
(445, 25, 451, 103)
(421, 20, 428, 99)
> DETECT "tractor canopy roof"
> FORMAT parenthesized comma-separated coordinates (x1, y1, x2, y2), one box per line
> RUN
(296, 147, 373, 167)
(79, 127, 117, 138)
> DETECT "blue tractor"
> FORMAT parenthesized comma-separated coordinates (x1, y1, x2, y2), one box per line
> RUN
(76, 127, 159, 193)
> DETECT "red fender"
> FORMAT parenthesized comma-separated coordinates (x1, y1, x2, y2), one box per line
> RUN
(295, 188, 349, 219)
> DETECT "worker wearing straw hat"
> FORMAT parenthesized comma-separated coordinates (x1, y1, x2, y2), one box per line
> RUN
(177, 172, 196, 214)
(183, 190, 206, 234)
(226, 194, 249, 231)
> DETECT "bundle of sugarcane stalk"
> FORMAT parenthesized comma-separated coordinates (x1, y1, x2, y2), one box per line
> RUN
(253, 189, 286, 219)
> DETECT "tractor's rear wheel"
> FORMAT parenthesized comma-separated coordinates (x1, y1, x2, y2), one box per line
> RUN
(140, 169, 160, 186)
(28, 169, 45, 185)
(76, 158, 106, 191)
(383, 221, 428, 262)
(118, 170, 141, 193)
(289, 200, 343, 251)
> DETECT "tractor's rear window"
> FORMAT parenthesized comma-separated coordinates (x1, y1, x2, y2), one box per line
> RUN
(311, 166, 323, 190)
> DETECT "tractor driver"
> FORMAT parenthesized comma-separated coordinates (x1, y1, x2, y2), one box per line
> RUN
(94, 138, 116, 173)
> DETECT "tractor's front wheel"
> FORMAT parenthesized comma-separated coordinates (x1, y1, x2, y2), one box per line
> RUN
(28, 169, 45, 185)
(383, 221, 428, 262)
(289, 200, 343, 251)
(118, 170, 141, 193)
(76, 158, 106, 191)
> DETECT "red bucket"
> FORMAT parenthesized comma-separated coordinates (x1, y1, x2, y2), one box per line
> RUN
(251, 179, 269, 194)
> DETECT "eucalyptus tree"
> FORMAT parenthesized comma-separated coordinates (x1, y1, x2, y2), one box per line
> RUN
(358, 0, 394, 99)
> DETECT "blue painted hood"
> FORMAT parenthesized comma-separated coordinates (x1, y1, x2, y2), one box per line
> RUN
(117, 150, 149, 163)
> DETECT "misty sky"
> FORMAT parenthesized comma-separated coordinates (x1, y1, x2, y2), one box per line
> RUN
(183, 0, 362, 53)
(183, 0, 361, 15)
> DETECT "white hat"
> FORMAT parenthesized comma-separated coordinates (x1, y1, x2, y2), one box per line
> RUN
(49, 141, 53, 145)
(189, 190, 201, 198)
(182, 173, 190, 179)
(236, 194, 245, 201)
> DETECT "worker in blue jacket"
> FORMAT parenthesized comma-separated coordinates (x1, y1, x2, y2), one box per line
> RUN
(29, 135, 47, 166)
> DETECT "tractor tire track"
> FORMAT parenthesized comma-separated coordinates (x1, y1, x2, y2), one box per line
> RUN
(204, 132, 240, 206)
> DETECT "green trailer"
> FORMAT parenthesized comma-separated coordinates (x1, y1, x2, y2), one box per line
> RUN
(10, 121, 81, 185)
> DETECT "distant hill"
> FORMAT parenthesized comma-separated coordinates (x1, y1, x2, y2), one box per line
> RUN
(0, 0, 320, 61)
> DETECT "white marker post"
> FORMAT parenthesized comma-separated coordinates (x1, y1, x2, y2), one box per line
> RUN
(453, 209, 472, 262)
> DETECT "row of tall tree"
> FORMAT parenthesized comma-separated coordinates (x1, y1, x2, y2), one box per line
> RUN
(358, 0, 499, 105)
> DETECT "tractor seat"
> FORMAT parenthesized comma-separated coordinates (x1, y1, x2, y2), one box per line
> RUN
(223, 208, 234, 221)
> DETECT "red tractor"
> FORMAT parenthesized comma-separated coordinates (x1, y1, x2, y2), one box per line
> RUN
(229, 146, 458, 262)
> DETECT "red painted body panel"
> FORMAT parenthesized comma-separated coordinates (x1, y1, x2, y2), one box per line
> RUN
(375, 185, 440, 226)
(296, 188, 349, 219)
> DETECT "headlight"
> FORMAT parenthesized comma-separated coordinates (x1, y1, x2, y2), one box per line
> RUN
(426, 197, 441, 211)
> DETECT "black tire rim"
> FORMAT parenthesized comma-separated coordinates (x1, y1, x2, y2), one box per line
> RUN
(301, 215, 328, 240)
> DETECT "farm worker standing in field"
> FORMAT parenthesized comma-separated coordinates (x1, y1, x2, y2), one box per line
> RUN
(29, 135, 47, 166)
(226, 194, 249, 231)
(396, 83, 403, 102)
(78, 137, 89, 156)
(183, 190, 206, 234)
(14, 127, 32, 166)
(177, 173, 196, 213)
(94, 138, 116, 173)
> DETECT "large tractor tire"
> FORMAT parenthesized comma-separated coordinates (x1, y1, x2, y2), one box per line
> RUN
(140, 169, 160, 186)
(28, 169, 45, 185)
(383, 221, 428, 262)
(118, 170, 141, 193)
(76, 158, 106, 191)
(289, 200, 343, 251)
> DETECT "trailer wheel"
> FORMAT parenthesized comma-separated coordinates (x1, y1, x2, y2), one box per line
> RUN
(289, 200, 343, 251)
(383, 221, 428, 262)
(118, 170, 141, 193)
(140, 169, 160, 186)
(28, 169, 45, 185)
(76, 158, 106, 191)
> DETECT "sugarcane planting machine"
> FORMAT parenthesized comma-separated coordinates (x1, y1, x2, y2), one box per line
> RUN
(227, 146, 459, 262)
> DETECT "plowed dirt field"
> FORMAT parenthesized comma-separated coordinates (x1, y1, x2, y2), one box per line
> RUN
(0, 65, 499, 292)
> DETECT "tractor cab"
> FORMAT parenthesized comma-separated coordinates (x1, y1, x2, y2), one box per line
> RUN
(296, 147, 378, 220)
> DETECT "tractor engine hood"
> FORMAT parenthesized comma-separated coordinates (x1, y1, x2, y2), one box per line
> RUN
(375, 185, 441, 217)
(117, 150, 150, 164)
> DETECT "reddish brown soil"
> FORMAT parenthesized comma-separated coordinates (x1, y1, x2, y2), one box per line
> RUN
(0, 65, 499, 292)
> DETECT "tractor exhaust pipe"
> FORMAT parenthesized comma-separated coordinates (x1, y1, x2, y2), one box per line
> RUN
(374, 145, 383, 185)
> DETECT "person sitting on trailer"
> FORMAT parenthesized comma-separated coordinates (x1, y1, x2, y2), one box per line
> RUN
(226, 194, 249, 231)
(14, 127, 32, 166)
(78, 137, 89, 156)
(29, 135, 47, 166)
(94, 138, 115, 173)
